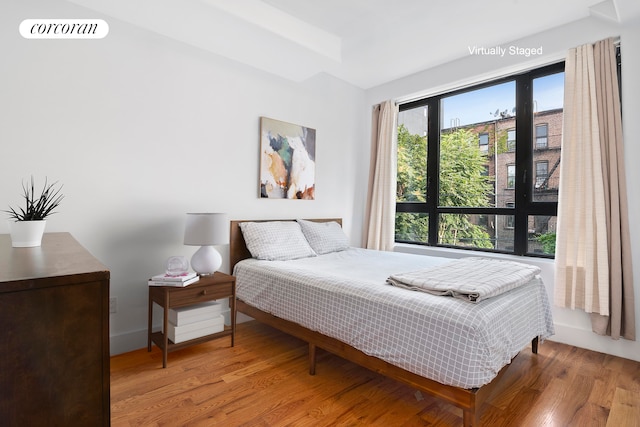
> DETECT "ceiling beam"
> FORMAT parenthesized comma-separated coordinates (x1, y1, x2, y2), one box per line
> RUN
(589, 0, 620, 23)
(202, 0, 342, 62)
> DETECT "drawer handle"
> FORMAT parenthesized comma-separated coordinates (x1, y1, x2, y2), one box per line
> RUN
(201, 290, 207, 296)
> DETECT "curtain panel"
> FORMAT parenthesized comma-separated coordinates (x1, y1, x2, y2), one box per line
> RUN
(554, 38, 635, 340)
(364, 100, 398, 251)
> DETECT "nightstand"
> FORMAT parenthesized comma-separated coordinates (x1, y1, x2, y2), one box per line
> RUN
(147, 271, 236, 368)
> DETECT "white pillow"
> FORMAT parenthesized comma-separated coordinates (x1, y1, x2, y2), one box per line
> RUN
(297, 219, 349, 255)
(239, 221, 317, 261)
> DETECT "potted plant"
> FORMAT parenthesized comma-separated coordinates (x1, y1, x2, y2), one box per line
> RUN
(5, 176, 64, 247)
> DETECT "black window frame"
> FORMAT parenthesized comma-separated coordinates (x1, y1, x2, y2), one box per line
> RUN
(396, 62, 564, 257)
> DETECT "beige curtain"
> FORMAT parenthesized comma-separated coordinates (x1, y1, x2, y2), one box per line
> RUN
(555, 38, 635, 340)
(363, 100, 398, 251)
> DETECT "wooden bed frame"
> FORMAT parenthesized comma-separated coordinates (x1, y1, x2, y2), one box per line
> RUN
(229, 219, 538, 426)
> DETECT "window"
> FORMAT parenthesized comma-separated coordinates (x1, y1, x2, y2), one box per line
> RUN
(479, 133, 489, 153)
(396, 62, 563, 257)
(505, 202, 515, 229)
(535, 124, 548, 149)
(507, 129, 516, 151)
(535, 161, 548, 189)
(507, 165, 516, 189)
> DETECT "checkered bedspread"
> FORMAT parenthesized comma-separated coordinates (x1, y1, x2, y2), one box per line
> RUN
(234, 248, 554, 389)
(387, 257, 542, 302)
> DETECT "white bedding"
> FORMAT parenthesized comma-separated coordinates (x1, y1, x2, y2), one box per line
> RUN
(387, 257, 542, 302)
(234, 248, 554, 389)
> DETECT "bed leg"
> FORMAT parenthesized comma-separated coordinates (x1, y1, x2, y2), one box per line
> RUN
(309, 343, 316, 376)
(462, 409, 478, 427)
(532, 336, 539, 354)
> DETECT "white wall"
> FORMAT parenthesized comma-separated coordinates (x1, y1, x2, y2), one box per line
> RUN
(0, 0, 367, 354)
(366, 15, 640, 362)
(4, 1, 639, 362)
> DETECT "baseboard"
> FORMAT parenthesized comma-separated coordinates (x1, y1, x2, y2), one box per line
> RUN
(109, 312, 255, 356)
(549, 323, 640, 362)
(110, 329, 148, 356)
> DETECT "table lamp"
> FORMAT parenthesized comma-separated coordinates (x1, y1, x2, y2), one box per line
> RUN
(183, 213, 229, 275)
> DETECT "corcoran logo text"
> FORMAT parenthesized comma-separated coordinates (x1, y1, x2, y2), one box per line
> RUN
(20, 19, 109, 39)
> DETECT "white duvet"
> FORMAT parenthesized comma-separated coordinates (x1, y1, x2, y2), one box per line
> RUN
(234, 248, 554, 389)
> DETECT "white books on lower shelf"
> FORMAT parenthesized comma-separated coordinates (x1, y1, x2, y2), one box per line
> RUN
(169, 301, 222, 326)
(166, 315, 225, 344)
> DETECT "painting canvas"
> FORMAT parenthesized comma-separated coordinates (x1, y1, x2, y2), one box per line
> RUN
(260, 117, 316, 199)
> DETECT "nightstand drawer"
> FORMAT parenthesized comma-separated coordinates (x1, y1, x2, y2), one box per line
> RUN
(169, 281, 233, 306)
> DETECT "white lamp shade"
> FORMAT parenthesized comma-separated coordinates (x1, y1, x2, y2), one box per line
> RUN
(183, 213, 229, 246)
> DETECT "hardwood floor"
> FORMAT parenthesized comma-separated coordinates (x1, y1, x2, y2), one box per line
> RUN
(111, 321, 640, 426)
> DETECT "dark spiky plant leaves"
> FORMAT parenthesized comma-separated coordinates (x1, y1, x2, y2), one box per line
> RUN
(5, 176, 64, 221)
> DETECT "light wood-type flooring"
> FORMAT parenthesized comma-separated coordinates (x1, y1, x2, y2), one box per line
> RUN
(111, 321, 640, 426)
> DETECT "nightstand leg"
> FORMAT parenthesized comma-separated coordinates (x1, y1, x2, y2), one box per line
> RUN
(163, 291, 169, 368)
(147, 290, 153, 352)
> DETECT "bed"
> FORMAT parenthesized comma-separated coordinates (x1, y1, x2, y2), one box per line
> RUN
(230, 218, 554, 426)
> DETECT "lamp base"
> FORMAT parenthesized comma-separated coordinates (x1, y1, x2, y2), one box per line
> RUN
(190, 246, 222, 276)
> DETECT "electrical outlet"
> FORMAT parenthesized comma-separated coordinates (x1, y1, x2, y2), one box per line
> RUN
(109, 297, 117, 314)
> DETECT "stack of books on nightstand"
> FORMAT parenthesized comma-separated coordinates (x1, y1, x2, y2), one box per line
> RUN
(164, 301, 225, 343)
(148, 272, 200, 287)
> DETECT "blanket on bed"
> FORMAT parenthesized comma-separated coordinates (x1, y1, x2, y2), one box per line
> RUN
(386, 257, 541, 302)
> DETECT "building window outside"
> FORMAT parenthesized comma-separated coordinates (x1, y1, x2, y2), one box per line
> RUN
(507, 128, 516, 151)
(535, 161, 549, 189)
(396, 62, 563, 257)
(479, 133, 489, 153)
(505, 202, 515, 229)
(535, 124, 548, 149)
(507, 165, 516, 189)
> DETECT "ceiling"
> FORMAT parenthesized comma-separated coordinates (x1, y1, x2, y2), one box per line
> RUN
(68, 0, 639, 88)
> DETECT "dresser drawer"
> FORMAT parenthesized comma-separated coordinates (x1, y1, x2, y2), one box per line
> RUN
(167, 280, 233, 306)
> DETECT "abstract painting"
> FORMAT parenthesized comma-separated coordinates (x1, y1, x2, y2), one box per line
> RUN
(259, 117, 316, 199)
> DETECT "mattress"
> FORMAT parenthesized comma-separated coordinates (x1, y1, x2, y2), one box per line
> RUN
(234, 248, 555, 389)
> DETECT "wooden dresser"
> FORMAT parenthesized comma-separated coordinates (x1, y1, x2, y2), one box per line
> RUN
(0, 232, 110, 427)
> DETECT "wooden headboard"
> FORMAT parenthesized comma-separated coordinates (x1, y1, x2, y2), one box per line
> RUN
(229, 218, 342, 272)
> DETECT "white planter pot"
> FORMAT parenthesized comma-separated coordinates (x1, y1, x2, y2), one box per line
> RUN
(8, 220, 47, 247)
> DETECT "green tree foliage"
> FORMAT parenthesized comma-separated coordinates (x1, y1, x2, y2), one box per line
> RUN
(396, 125, 426, 203)
(536, 232, 556, 255)
(438, 129, 494, 208)
(396, 125, 494, 249)
(396, 125, 428, 242)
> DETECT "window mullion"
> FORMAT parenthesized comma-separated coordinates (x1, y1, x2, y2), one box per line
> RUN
(427, 98, 439, 246)
(514, 75, 532, 255)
